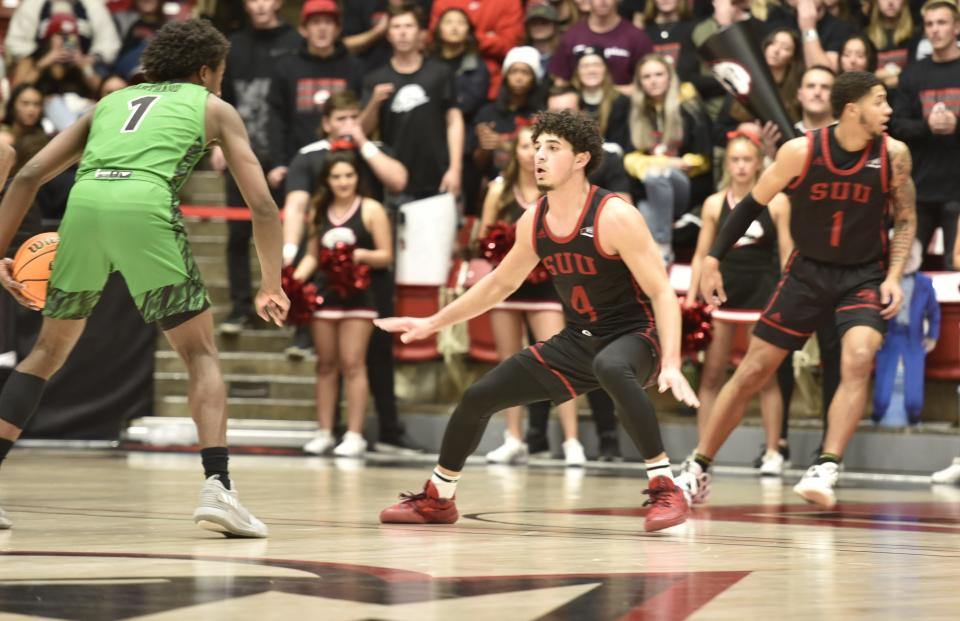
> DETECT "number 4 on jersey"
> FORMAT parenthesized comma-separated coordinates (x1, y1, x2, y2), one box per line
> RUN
(121, 96, 161, 133)
(570, 285, 597, 322)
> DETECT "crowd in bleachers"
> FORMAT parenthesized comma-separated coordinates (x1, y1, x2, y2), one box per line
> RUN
(3, 0, 960, 480)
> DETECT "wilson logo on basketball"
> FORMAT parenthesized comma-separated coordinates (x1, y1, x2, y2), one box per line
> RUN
(28, 238, 57, 253)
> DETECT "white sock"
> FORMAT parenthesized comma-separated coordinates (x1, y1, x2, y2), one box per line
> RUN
(646, 458, 674, 481)
(431, 468, 460, 499)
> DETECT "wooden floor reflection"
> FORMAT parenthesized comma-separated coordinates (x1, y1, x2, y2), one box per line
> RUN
(1, 450, 959, 620)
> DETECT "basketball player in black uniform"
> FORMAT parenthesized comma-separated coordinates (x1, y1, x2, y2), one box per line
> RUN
(678, 72, 917, 509)
(375, 110, 699, 533)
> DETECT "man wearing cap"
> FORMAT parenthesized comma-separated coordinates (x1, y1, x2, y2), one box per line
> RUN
(524, 1, 562, 76)
(891, 0, 960, 270)
(429, 0, 525, 100)
(265, 0, 363, 191)
(5, 0, 120, 92)
(548, 0, 653, 94)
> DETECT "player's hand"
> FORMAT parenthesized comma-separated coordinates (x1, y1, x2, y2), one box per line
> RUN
(797, 0, 818, 30)
(255, 287, 289, 327)
(699, 256, 727, 307)
(374, 316, 437, 343)
(879, 278, 903, 319)
(0, 258, 39, 310)
(924, 337, 938, 353)
(658, 366, 700, 408)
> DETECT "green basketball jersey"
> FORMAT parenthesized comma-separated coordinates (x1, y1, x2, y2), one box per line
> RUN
(76, 82, 209, 193)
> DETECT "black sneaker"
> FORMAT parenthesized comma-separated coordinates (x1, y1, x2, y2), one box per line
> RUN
(751, 444, 766, 469)
(597, 434, 622, 462)
(220, 311, 251, 336)
(374, 435, 426, 455)
(284, 327, 314, 360)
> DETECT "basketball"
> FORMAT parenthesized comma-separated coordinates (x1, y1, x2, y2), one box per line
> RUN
(11, 232, 59, 308)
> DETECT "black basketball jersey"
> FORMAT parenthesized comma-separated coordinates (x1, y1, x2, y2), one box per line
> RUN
(533, 186, 654, 336)
(785, 126, 891, 265)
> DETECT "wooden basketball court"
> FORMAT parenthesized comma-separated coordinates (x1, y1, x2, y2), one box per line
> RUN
(1, 449, 958, 620)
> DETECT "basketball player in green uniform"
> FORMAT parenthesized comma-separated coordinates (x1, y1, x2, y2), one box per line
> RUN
(0, 20, 289, 537)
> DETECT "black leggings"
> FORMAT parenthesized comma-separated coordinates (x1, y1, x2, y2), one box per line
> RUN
(438, 335, 662, 471)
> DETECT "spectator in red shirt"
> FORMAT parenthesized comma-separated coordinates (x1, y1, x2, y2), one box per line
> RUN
(429, 0, 524, 99)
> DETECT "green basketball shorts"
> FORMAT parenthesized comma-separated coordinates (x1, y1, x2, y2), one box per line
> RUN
(45, 178, 210, 324)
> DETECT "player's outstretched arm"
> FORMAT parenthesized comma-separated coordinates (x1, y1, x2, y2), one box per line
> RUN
(207, 96, 289, 326)
(599, 198, 699, 407)
(880, 137, 917, 319)
(701, 136, 807, 305)
(375, 208, 542, 343)
(0, 112, 91, 257)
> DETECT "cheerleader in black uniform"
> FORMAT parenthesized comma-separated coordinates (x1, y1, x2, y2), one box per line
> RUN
(478, 126, 586, 466)
(294, 151, 394, 458)
(686, 132, 793, 475)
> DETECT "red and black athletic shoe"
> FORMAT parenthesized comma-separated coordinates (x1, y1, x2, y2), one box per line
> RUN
(379, 481, 459, 524)
(642, 475, 690, 532)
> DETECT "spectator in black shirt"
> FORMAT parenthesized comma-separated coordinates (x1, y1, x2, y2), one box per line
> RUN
(266, 0, 364, 191)
(768, 0, 856, 72)
(867, 0, 917, 90)
(473, 46, 546, 178)
(216, 0, 302, 334)
(428, 7, 490, 123)
(890, 0, 960, 269)
(342, 0, 431, 72)
(570, 46, 631, 151)
(361, 4, 464, 200)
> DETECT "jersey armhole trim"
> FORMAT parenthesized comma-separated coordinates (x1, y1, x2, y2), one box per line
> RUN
(880, 135, 890, 194)
(592, 192, 621, 260)
(787, 131, 815, 190)
(531, 196, 546, 252)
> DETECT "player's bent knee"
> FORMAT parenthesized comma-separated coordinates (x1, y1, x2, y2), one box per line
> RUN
(592, 354, 631, 386)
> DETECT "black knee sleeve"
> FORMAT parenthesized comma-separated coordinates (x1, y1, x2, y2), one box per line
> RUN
(0, 370, 47, 429)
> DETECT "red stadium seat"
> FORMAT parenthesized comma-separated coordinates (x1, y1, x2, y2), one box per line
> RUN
(393, 285, 441, 361)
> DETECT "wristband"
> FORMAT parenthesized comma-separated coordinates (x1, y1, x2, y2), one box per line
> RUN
(360, 141, 381, 159)
(282, 243, 299, 263)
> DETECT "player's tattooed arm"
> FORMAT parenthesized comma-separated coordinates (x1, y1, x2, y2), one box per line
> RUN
(886, 138, 917, 281)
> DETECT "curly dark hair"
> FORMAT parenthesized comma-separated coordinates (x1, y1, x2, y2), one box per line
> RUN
(141, 19, 230, 83)
(831, 71, 883, 118)
(532, 110, 604, 176)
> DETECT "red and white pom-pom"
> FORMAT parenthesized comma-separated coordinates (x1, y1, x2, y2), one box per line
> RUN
(318, 242, 372, 298)
(478, 222, 516, 266)
(681, 298, 713, 358)
(281, 266, 322, 326)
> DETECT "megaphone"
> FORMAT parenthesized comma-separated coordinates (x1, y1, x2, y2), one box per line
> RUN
(698, 22, 801, 144)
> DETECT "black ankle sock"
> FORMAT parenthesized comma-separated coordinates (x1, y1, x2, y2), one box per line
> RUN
(201, 447, 231, 489)
(0, 438, 13, 469)
(816, 452, 840, 466)
(694, 452, 713, 472)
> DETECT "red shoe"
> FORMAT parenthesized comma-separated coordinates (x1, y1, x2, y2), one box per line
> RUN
(642, 475, 690, 532)
(379, 481, 459, 524)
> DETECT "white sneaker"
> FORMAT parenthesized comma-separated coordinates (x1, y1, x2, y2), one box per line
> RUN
(931, 457, 960, 485)
(303, 430, 335, 455)
(759, 449, 784, 477)
(0, 506, 11, 529)
(793, 462, 840, 508)
(676, 459, 711, 505)
(485, 432, 529, 465)
(333, 431, 368, 457)
(563, 438, 586, 467)
(192, 476, 268, 538)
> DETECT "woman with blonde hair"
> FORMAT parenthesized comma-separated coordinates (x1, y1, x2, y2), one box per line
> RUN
(686, 131, 793, 475)
(570, 47, 630, 150)
(477, 125, 586, 466)
(624, 53, 712, 264)
(866, 0, 916, 89)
